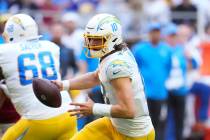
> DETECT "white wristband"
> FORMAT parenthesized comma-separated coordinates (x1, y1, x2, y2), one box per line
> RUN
(62, 80, 70, 91)
(93, 103, 112, 117)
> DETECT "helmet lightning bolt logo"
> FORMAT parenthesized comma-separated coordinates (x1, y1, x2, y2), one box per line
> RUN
(12, 17, 25, 30)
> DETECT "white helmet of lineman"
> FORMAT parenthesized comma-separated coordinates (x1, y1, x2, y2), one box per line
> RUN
(84, 13, 123, 58)
(3, 14, 41, 43)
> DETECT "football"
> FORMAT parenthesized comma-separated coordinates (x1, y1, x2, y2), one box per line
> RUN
(32, 78, 62, 108)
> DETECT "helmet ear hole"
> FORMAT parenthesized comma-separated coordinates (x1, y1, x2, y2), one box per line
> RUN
(9, 38, 13, 42)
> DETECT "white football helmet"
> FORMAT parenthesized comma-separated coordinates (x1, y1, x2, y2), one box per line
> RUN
(84, 13, 122, 58)
(3, 14, 41, 43)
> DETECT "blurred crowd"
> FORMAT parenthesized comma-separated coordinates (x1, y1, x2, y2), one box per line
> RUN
(0, 0, 210, 140)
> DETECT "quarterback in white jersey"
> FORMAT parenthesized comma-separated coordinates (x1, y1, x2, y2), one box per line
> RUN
(98, 48, 153, 137)
(54, 13, 155, 140)
(0, 14, 77, 140)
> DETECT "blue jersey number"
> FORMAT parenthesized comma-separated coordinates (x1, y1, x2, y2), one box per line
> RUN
(18, 51, 58, 85)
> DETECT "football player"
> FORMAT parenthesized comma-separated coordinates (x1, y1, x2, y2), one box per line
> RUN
(54, 13, 155, 140)
(0, 14, 77, 140)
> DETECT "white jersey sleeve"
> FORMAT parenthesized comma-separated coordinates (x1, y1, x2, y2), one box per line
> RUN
(106, 59, 132, 81)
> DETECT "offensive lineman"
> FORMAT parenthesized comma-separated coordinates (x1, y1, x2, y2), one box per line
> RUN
(0, 14, 77, 140)
(54, 13, 155, 140)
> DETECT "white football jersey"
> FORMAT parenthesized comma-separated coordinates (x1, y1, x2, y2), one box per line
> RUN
(0, 40, 72, 120)
(98, 48, 153, 137)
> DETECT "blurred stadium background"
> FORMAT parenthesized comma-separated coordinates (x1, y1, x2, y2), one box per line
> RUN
(0, 0, 210, 140)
